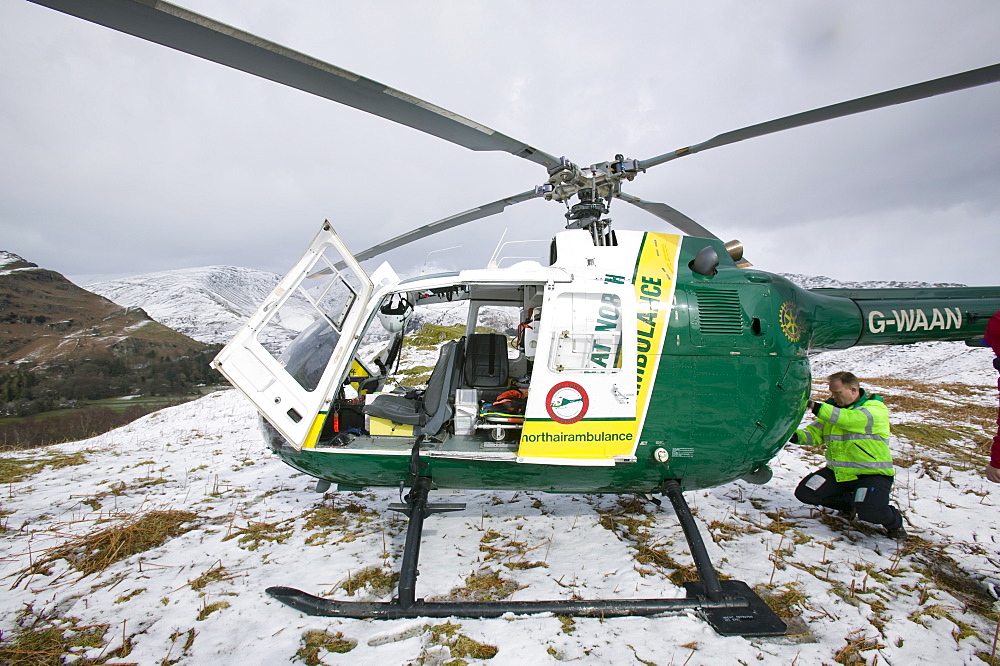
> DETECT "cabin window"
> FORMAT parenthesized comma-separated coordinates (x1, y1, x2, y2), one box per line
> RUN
(547, 292, 622, 373)
(472, 304, 521, 360)
(254, 243, 365, 391)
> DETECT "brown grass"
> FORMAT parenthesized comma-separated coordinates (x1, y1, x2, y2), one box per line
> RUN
(188, 563, 238, 592)
(0, 604, 120, 665)
(340, 566, 398, 597)
(446, 568, 523, 602)
(755, 583, 809, 620)
(832, 630, 886, 665)
(195, 600, 230, 621)
(0, 451, 88, 484)
(426, 622, 498, 660)
(13, 509, 198, 587)
(597, 496, 701, 585)
(301, 499, 377, 546)
(222, 519, 293, 551)
(295, 630, 356, 664)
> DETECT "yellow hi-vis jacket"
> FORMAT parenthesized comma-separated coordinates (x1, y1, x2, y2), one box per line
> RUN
(795, 390, 893, 482)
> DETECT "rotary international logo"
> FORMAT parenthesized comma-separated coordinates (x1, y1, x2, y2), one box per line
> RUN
(779, 301, 802, 342)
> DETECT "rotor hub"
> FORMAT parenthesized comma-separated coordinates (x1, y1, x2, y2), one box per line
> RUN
(565, 188, 608, 226)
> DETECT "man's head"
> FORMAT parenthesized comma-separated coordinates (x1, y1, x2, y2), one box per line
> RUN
(828, 371, 861, 407)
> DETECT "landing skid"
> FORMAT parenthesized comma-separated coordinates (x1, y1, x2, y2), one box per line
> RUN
(267, 477, 786, 637)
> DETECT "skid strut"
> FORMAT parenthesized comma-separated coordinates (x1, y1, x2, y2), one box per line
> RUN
(267, 477, 786, 637)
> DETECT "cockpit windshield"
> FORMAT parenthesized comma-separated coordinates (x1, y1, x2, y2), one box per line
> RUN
(253, 242, 365, 392)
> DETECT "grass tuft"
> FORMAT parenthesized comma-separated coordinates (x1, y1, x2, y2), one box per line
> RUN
(223, 519, 293, 551)
(189, 563, 238, 592)
(832, 630, 886, 665)
(426, 622, 498, 660)
(195, 600, 230, 621)
(301, 499, 377, 546)
(295, 630, 356, 664)
(0, 604, 113, 665)
(113, 588, 145, 605)
(0, 451, 88, 484)
(14, 509, 198, 586)
(447, 568, 523, 602)
(163, 628, 197, 666)
(755, 582, 808, 620)
(341, 566, 399, 597)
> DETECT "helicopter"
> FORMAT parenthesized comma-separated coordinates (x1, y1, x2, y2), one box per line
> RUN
(27, 0, 1000, 637)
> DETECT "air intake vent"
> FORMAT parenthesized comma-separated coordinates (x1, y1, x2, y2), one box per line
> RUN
(694, 289, 743, 335)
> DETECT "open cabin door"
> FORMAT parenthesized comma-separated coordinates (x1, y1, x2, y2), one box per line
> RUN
(518, 281, 639, 463)
(212, 222, 373, 450)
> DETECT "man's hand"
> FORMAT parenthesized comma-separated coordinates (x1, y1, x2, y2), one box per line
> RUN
(993, 357, 1000, 372)
(986, 464, 1000, 483)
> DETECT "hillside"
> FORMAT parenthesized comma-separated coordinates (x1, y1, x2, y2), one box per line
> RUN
(0, 252, 219, 416)
(1, 252, 207, 368)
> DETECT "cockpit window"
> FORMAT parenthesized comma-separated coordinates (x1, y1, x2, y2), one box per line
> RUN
(254, 243, 365, 391)
(280, 318, 340, 392)
(302, 268, 358, 331)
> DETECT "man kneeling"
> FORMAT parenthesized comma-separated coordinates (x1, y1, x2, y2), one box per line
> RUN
(791, 371, 906, 541)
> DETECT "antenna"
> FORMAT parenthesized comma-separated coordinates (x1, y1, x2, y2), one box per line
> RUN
(487, 239, 550, 269)
(486, 228, 509, 269)
(420, 245, 462, 274)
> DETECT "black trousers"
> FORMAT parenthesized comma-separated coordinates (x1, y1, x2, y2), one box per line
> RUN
(794, 467, 903, 530)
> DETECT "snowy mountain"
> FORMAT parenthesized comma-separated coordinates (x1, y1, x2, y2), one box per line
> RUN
(85, 265, 283, 346)
(85, 267, 513, 353)
(0, 252, 209, 372)
(780, 273, 965, 291)
(0, 250, 37, 272)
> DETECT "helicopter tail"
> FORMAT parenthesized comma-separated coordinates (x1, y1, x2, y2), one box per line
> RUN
(805, 285, 1000, 349)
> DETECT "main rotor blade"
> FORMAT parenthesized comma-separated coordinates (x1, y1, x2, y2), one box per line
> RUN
(640, 63, 1000, 169)
(616, 192, 718, 239)
(354, 190, 544, 263)
(29, 0, 561, 170)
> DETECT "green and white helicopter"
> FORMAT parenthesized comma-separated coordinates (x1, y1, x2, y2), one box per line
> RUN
(31, 0, 1000, 636)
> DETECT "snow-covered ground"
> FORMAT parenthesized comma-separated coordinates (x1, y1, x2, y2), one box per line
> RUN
(2, 354, 999, 664)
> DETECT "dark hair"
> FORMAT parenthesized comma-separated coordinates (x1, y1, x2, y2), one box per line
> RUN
(828, 371, 859, 388)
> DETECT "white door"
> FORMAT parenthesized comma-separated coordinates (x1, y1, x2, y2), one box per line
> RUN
(518, 281, 638, 462)
(212, 222, 373, 450)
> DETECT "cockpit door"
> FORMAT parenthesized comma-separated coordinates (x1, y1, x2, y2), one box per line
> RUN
(212, 221, 373, 450)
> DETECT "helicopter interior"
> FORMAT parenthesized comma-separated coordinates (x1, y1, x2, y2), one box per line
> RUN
(272, 273, 546, 457)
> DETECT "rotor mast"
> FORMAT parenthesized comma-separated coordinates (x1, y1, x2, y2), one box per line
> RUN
(535, 154, 640, 245)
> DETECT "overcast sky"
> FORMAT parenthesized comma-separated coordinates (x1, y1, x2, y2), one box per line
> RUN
(2, 1, 998, 286)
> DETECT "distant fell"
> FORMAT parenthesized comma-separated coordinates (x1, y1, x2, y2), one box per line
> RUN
(0, 252, 220, 419)
(1, 252, 206, 369)
(86, 265, 300, 348)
